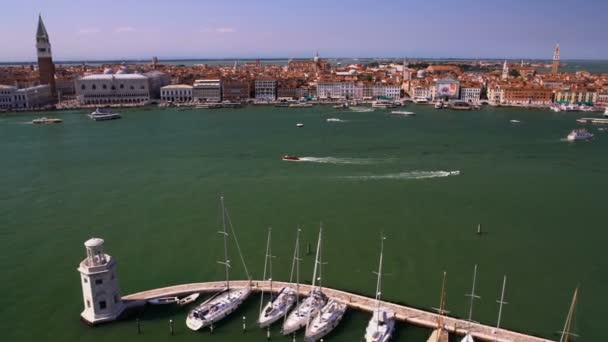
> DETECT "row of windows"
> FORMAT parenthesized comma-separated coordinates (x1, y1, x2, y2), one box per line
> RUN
(162, 90, 192, 96)
(81, 84, 147, 91)
(83, 94, 148, 98)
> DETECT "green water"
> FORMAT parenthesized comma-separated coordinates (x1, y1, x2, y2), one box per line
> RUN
(1, 105, 605, 341)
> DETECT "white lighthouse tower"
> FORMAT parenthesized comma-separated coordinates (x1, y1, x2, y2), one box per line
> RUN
(77, 238, 125, 324)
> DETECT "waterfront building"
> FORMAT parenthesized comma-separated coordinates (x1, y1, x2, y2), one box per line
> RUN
(460, 83, 482, 104)
(503, 86, 553, 105)
(193, 79, 222, 102)
(222, 80, 250, 101)
(317, 82, 356, 99)
(411, 85, 434, 101)
(487, 84, 505, 105)
(0, 84, 53, 109)
(435, 77, 460, 101)
(75, 68, 168, 105)
(0, 85, 16, 109)
(36, 15, 57, 99)
(160, 85, 193, 102)
(372, 84, 401, 100)
(78, 238, 125, 325)
(552, 44, 560, 74)
(554, 88, 597, 105)
(255, 79, 277, 101)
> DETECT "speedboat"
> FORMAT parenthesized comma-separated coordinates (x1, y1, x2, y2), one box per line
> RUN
(297, 123, 304, 127)
(434, 101, 444, 109)
(326, 118, 344, 122)
(567, 129, 594, 141)
(282, 155, 300, 161)
(282, 289, 327, 335)
(305, 299, 347, 341)
(258, 287, 298, 328)
(413, 97, 429, 104)
(289, 102, 313, 108)
(450, 101, 472, 110)
(88, 108, 121, 121)
(178, 293, 200, 306)
(333, 103, 348, 109)
(365, 308, 395, 342)
(390, 111, 415, 116)
(372, 100, 397, 109)
(148, 296, 179, 305)
(510, 119, 521, 123)
(32, 117, 62, 124)
(186, 287, 251, 330)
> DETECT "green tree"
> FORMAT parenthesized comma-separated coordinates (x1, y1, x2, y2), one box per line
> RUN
(509, 69, 521, 78)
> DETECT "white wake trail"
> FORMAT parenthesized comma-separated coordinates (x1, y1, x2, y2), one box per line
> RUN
(344, 170, 461, 180)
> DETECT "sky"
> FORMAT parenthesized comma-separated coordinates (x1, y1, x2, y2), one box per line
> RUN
(1, 0, 607, 62)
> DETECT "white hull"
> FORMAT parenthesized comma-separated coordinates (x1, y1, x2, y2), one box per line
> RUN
(304, 299, 347, 342)
(282, 291, 327, 335)
(258, 287, 297, 328)
(461, 333, 475, 342)
(364, 308, 395, 342)
(186, 287, 251, 331)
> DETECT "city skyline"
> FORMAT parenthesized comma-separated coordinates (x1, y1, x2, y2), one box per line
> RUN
(1, 0, 607, 62)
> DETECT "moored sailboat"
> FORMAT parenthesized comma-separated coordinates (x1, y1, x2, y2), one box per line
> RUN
(282, 225, 328, 335)
(305, 299, 347, 341)
(364, 236, 395, 342)
(186, 196, 252, 331)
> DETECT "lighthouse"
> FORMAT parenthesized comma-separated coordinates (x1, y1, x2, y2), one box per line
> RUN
(77, 238, 125, 324)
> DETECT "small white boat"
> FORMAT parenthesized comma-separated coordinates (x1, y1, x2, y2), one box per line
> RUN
(333, 103, 348, 109)
(567, 128, 594, 141)
(296, 123, 304, 127)
(32, 117, 62, 124)
(434, 101, 444, 109)
(350, 107, 374, 113)
(390, 111, 415, 116)
(510, 119, 521, 123)
(326, 118, 344, 122)
(413, 97, 430, 104)
(178, 293, 200, 306)
(305, 299, 347, 341)
(148, 296, 179, 305)
(88, 108, 121, 121)
(372, 100, 397, 109)
(289, 102, 313, 108)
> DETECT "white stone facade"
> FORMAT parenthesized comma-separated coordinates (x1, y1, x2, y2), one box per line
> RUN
(0, 84, 53, 109)
(317, 82, 356, 99)
(193, 79, 222, 102)
(255, 79, 277, 101)
(161, 85, 193, 102)
(75, 70, 169, 105)
(460, 87, 482, 104)
(77, 238, 125, 324)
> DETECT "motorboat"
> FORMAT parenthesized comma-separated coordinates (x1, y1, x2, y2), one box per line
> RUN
(509, 119, 521, 123)
(372, 100, 397, 109)
(282, 155, 300, 161)
(390, 111, 415, 116)
(178, 293, 200, 306)
(282, 226, 328, 335)
(326, 118, 344, 122)
(258, 287, 298, 328)
(333, 103, 348, 109)
(88, 108, 121, 121)
(364, 237, 395, 342)
(350, 107, 374, 113)
(450, 101, 473, 110)
(195, 103, 222, 109)
(550, 105, 561, 112)
(186, 196, 252, 331)
(32, 117, 62, 124)
(567, 128, 594, 141)
(186, 288, 251, 330)
(413, 97, 430, 104)
(289, 102, 313, 108)
(297, 123, 304, 127)
(148, 296, 179, 305)
(305, 299, 347, 341)
(434, 101, 444, 109)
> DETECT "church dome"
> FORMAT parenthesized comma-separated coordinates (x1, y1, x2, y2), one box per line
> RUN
(103, 68, 115, 75)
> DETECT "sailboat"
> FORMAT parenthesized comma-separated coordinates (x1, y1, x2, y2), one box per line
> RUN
(257, 228, 298, 328)
(558, 287, 579, 342)
(364, 236, 395, 342)
(282, 225, 328, 335)
(305, 227, 347, 341)
(461, 265, 481, 342)
(186, 196, 252, 331)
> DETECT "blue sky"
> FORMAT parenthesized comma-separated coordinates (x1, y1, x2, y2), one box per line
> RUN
(1, 0, 606, 61)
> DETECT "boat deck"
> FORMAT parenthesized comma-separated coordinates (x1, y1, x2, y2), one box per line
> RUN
(122, 280, 554, 342)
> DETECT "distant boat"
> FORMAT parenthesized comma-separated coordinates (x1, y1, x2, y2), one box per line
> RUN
(326, 118, 343, 122)
(178, 293, 200, 306)
(297, 123, 304, 127)
(567, 129, 594, 141)
(390, 111, 416, 116)
(186, 197, 252, 331)
(434, 101, 444, 109)
(88, 108, 121, 121)
(289, 102, 313, 108)
(148, 296, 179, 305)
(413, 97, 430, 104)
(350, 106, 374, 113)
(32, 117, 62, 124)
(333, 103, 348, 109)
(372, 100, 397, 109)
(510, 119, 521, 123)
(282, 155, 300, 161)
(450, 101, 473, 110)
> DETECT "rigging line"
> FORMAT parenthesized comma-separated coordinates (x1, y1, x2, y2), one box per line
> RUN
(223, 204, 251, 281)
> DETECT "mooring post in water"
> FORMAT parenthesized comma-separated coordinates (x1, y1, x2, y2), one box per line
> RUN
(136, 318, 141, 334)
(210, 323, 214, 334)
(242, 316, 246, 332)
(266, 326, 271, 340)
(306, 242, 311, 255)
(477, 223, 482, 235)
(292, 333, 296, 342)
(169, 319, 174, 335)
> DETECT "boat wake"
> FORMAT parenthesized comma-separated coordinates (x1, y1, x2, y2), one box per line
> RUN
(297, 157, 376, 165)
(344, 170, 461, 180)
(350, 107, 374, 113)
(326, 118, 347, 123)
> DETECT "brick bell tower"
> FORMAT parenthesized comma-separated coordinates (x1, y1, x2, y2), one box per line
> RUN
(36, 14, 57, 99)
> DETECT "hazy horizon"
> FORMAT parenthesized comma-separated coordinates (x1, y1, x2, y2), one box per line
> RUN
(1, 0, 607, 62)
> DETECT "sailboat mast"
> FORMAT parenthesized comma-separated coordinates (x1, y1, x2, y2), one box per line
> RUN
(311, 224, 323, 290)
(496, 275, 508, 329)
(220, 196, 230, 289)
(466, 264, 480, 321)
(259, 227, 272, 316)
(318, 223, 323, 292)
(375, 236, 385, 306)
(559, 287, 579, 342)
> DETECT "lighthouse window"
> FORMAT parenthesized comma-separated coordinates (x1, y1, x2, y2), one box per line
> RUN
(95, 279, 103, 285)
(99, 300, 107, 310)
